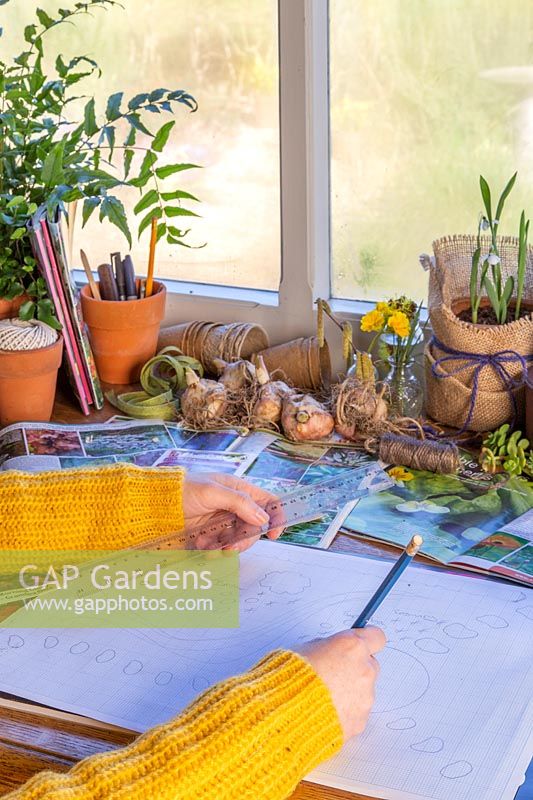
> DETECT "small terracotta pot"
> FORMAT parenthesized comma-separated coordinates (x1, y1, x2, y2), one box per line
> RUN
(0, 294, 29, 321)
(0, 337, 63, 427)
(81, 282, 166, 384)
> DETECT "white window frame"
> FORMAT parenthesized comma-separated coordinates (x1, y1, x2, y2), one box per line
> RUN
(73, 0, 374, 361)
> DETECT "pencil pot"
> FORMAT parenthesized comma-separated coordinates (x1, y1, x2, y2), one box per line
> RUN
(0, 336, 63, 427)
(81, 282, 166, 384)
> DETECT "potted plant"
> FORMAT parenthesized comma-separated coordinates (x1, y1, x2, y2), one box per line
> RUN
(424, 174, 532, 432)
(0, 0, 201, 411)
(0, 319, 63, 426)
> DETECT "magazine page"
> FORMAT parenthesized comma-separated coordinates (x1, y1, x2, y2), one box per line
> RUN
(241, 438, 386, 548)
(48, 211, 104, 409)
(452, 508, 533, 586)
(343, 449, 533, 568)
(0, 421, 265, 476)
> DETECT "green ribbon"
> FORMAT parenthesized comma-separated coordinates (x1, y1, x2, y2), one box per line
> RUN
(107, 347, 203, 420)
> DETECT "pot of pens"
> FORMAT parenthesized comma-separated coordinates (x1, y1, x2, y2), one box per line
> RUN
(80, 224, 166, 384)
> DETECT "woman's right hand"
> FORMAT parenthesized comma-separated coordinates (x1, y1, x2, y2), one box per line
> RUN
(297, 627, 386, 741)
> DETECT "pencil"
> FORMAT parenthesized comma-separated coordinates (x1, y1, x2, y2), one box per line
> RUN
(145, 216, 157, 298)
(80, 249, 101, 301)
(351, 534, 423, 628)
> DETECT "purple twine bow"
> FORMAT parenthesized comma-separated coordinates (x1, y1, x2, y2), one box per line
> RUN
(430, 335, 533, 435)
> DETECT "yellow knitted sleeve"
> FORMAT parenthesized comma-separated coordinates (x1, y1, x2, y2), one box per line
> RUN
(5, 649, 343, 800)
(0, 464, 185, 550)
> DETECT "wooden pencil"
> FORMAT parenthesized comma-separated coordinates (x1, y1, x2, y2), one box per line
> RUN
(80, 249, 101, 301)
(145, 216, 158, 298)
(352, 534, 423, 628)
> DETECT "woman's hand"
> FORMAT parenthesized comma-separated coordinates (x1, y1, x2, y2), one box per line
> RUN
(182, 473, 285, 552)
(297, 627, 386, 741)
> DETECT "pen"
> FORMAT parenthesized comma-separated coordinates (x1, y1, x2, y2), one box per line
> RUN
(111, 251, 125, 301)
(123, 255, 137, 300)
(352, 534, 423, 628)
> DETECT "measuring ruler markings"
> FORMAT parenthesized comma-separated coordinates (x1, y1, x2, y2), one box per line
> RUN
(146, 462, 392, 550)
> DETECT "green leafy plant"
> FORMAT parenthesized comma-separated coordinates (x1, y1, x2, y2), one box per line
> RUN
(0, 0, 201, 325)
(470, 173, 530, 324)
(480, 423, 532, 478)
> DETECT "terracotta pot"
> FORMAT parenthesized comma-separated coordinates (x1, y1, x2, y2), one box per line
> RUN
(0, 337, 63, 427)
(81, 282, 166, 384)
(0, 294, 29, 321)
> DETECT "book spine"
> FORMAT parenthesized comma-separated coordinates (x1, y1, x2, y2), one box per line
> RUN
(40, 221, 93, 408)
(29, 225, 90, 416)
(47, 217, 104, 409)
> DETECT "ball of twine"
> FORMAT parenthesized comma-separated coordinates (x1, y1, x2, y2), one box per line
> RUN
(379, 433, 460, 474)
(0, 318, 58, 351)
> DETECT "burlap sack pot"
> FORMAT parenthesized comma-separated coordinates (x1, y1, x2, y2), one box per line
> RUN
(424, 234, 533, 432)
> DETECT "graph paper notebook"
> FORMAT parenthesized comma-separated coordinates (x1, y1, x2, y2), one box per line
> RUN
(0, 542, 531, 800)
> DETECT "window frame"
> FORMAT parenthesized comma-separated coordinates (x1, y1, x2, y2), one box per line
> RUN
(73, 0, 374, 359)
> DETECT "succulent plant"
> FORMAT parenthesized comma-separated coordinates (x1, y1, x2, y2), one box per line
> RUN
(483, 424, 511, 455)
(480, 424, 531, 477)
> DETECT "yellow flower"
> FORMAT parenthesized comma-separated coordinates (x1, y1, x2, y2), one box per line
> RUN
(376, 301, 392, 317)
(387, 310, 410, 338)
(389, 466, 414, 482)
(360, 309, 385, 333)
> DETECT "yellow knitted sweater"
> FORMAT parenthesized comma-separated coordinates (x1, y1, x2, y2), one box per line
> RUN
(1, 463, 186, 550)
(1, 465, 344, 799)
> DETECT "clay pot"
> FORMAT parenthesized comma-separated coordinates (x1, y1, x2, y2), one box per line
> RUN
(0, 294, 29, 321)
(0, 337, 63, 426)
(81, 282, 166, 384)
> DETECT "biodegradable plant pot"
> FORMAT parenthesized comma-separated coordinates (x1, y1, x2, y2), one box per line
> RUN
(157, 321, 269, 374)
(258, 337, 332, 391)
(81, 282, 166, 384)
(0, 337, 63, 426)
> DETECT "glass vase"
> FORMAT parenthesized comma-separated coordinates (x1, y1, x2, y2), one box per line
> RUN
(346, 351, 379, 382)
(383, 358, 424, 418)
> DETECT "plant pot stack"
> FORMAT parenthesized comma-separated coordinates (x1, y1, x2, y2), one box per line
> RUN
(425, 235, 533, 432)
(157, 321, 269, 374)
(0, 319, 63, 427)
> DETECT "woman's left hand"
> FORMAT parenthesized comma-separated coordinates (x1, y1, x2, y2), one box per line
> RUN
(182, 473, 285, 552)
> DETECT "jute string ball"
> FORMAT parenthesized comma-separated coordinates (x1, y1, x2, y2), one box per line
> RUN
(0, 319, 58, 351)
(378, 433, 460, 475)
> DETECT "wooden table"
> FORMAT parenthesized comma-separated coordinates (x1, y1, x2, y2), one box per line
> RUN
(1, 387, 530, 799)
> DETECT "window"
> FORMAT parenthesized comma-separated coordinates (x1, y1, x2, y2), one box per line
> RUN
(330, 0, 533, 302)
(5, 0, 530, 335)
(5, 0, 281, 292)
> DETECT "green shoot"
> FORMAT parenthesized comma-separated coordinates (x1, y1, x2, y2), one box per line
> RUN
(474, 172, 526, 325)
(516, 210, 530, 320)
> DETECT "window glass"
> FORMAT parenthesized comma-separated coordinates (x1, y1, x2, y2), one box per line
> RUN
(330, 0, 533, 301)
(3, 1, 281, 291)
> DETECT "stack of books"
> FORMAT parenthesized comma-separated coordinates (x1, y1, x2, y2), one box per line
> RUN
(28, 206, 103, 415)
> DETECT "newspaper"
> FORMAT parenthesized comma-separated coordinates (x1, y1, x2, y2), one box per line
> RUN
(0, 420, 259, 475)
